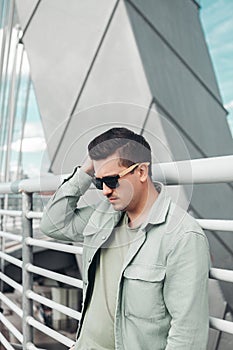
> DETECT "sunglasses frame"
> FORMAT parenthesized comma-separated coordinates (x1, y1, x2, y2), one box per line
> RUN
(92, 162, 150, 190)
(93, 162, 140, 190)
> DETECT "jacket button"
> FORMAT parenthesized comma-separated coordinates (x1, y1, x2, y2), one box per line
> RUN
(88, 258, 91, 263)
(102, 236, 106, 240)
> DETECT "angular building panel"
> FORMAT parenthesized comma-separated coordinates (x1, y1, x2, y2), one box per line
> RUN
(127, 0, 222, 99)
(52, 1, 156, 173)
(13, 0, 38, 28)
(125, 1, 233, 157)
(16, 0, 118, 158)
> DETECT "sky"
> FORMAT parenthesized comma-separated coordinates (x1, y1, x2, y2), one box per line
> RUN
(199, 0, 233, 135)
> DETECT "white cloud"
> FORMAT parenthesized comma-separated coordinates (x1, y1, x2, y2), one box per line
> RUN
(10, 137, 46, 153)
(24, 122, 44, 138)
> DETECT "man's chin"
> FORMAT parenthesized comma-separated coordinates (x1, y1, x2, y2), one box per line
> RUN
(110, 202, 126, 212)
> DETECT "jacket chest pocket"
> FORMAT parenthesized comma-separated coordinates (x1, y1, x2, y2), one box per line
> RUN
(123, 264, 166, 320)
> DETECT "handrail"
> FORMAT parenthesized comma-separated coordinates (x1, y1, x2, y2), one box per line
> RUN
(0, 312, 23, 343)
(26, 263, 83, 289)
(26, 290, 81, 320)
(0, 272, 23, 292)
(0, 292, 23, 318)
(210, 316, 233, 335)
(25, 237, 83, 255)
(210, 268, 233, 283)
(0, 251, 23, 268)
(0, 155, 232, 194)
(0, 230, 23, 242)
(25, 344, 46, 350)
(26, 316, 74, 348)
(0, 333, 15, 350)
(0, 209, 22, 217)
(196, 219, 233, 231)
(26, 211, 43, 219)
(154, 155, 233, 184)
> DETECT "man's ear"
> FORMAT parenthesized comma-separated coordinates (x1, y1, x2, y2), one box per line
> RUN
(138, 163, 149, 183)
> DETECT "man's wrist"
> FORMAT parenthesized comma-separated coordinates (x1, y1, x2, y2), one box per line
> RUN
(80, 165, 94, 177)
(68, 166, 92, 192)
(81, 157, 94, 177)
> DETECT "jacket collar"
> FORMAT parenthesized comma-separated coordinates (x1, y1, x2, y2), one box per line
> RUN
(141, 182, 171, 230)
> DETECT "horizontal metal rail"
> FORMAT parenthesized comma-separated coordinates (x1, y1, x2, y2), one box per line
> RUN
(2, 211, 233, 234)
(26, 211, 43, 220)
(0, 312, 23, 343)
(0, 251, 23, 268)
(1, 211, 233, 236)
(26, 290, 81, 320)
(25, 237, 83, 255)
(0, 230, 23, 242)
(210, 316, 233, 335)
(0, 271, 23, 293)
(154, 155, 233, 184)
(11, 345, 44, 350)
(26, 316, 74, 348)
(197, 219, 233, 232)
(26, 263, 83, 289)
(0, 209, 22, 217)
(0, 333, 15, 350)
(210, 268, 233, 283)
(0, 174, 66, 194)
(0, 155, 232, 194)
(0, 292, 23, 318)
(25, 343, 46, 350)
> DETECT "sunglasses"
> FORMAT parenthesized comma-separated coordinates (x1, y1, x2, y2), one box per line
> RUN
(92, 163, 140, 190)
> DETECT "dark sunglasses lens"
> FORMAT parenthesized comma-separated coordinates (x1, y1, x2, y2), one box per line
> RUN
(93, 176, 119, 190)
(104, 177, 119, 189)
(93, 178, 103, 190)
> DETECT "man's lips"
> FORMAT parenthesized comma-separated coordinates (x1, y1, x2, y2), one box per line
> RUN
(108, 197, 118, 202)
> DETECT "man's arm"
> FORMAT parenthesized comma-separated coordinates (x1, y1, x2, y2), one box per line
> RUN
(40, 161, 95, 242)
(164, 231, 210, 350)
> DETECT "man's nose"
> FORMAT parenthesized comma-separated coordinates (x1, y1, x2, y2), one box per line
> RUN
(102, 183, 113, 196)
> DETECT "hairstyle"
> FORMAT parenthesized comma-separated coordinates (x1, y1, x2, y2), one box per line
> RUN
(88, 127, 152, 177)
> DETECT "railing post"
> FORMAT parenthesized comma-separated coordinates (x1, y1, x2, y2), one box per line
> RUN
(0, 196, 4, 306)
(22, 192, 33, 348)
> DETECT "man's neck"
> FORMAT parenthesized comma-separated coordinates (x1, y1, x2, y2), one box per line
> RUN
(127, 182, 159, 229)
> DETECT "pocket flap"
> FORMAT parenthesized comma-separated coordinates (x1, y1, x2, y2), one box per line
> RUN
(123, 264, 166, 282)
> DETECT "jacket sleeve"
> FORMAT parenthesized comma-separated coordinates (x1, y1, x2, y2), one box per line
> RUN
(40, 167, 95, 242)
(164, 231, 210, 350)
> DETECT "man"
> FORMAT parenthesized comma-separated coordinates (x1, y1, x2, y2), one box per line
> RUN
(40, 127, 210, 350)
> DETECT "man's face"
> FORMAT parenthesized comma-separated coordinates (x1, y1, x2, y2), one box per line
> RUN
(93, 153, 141, 212)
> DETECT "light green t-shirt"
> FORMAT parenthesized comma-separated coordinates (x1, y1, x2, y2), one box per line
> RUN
(76, 213, 140, 350)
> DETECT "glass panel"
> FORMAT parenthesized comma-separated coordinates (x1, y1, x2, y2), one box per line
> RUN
(0, 0, 50, 181)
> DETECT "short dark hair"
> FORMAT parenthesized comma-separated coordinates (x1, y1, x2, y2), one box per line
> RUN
(88, 127, 152, 177)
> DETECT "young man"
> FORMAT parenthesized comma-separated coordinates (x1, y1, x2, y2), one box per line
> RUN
(40, 127, 210, 350)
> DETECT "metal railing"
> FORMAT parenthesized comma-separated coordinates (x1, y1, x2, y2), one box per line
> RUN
(0, 155, 233, 349)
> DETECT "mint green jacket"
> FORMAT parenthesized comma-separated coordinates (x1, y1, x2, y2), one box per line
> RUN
(40, 168, 210, 350)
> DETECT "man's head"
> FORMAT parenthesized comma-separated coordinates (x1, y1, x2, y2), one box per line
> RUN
(88, 127, 153, 213)
(88, 127, 152, 176)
